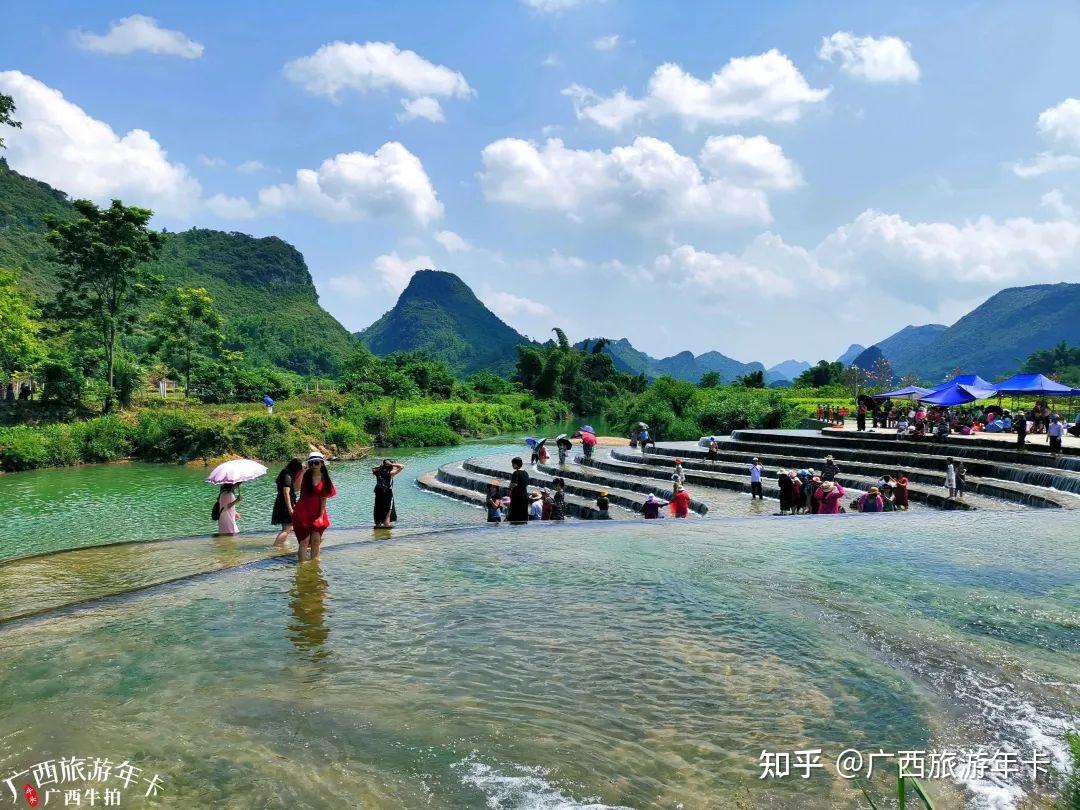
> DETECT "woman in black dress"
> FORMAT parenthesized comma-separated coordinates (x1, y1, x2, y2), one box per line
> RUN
(508, 457, 530, 523)
(272, 458, 303, 546)
(372, 459, 405, 527)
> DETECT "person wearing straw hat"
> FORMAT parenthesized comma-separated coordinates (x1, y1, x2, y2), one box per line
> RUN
(669, 482, 691, 518)
(528, 490, 543, 521)
(821, 455, 840, 482)
(857, 486, 884, 513)
(596, 490, 610, 518)
(293, 452, 337, 561)
(814, 479, 845, 514)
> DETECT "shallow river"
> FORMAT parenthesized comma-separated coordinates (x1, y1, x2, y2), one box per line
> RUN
(0, 441, 1076, 809)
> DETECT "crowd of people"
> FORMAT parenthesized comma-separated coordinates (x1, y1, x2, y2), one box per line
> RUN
(767, 453, 913, 515)
(856, 400, 1077, 454)
(215, 452, 403, 561)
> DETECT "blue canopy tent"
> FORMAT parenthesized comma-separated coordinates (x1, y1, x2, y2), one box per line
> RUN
(872, 385, 932, 401)
(919, 383, 998, 406)
(992, 373, 1073, 396)
(929, 374, 996, 392)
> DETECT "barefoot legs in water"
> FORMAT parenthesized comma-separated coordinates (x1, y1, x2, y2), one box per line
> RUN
(274, 523, 293, 547)
(309, 530, 324, 559)
(297, 537, 310, 562)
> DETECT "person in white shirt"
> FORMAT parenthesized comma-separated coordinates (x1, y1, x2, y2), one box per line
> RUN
(1047, 416, 1065, 455)
(748, 458, 764, 499)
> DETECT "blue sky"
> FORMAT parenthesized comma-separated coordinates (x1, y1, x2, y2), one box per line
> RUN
(4, 1, 1080, 366)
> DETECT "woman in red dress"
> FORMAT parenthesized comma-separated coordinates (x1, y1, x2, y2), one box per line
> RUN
(293, 452, 337, 562)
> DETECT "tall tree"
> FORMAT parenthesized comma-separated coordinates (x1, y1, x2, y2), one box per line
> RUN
(0, 268, 41, 376)
(736, 369, 766, 388)
(148, 287, 225, 393)
(46, 199, 162, 412)
(0, 93, 20, 149)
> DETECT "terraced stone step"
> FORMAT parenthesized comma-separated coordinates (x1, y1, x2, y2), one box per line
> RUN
(532, 459, 711, 515)
(463, 455, 702, 515)
(630, 443, 1075, 509)
(435, 462, 614, 519)
(726, 429, 1080, 472)
(597, 449, 989, 511)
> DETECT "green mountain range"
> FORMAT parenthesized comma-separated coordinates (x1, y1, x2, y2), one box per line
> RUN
(357, 269, 532, 376)
(575, 338, 762, 383)
(0, 158, 354, 375)
(870, 324, 948, 374)
(897, 283, 1080, 382)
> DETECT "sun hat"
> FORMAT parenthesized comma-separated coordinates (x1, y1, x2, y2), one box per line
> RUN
(820, 481, 836, 492)
(529, 491, 542, 501)
(825, 454, 834, 461)
(752, 457, 759, 462)
(645, 494, 658, 503)
(868, 486, 880, 495)
(307, 451, 325, 462)
(599, 490, 608, 496)
(674, 458, 682, 464)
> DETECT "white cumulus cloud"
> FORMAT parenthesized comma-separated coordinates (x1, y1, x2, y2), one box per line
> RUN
(1010, 151, 1080, 178)
(434, 230, 472, 252)
(817, 209, 1080, 289)
(818, 32, 920, 83)
(655, 243, 796, 295)
(75, 14, 203, 58)
(0, 70, 201, 216)
(197, 154, 226, 168)
(564, 50, 828, 131)
(699, 134, 802, 190)
(593, 34, 620, 51)
(398, 96, 445, 123)
(284, 41, 472, 104)
(373, 252, 435, 293)
(482, 289, 553, 318)
(258, 143, 443, 225)
(204, 193, 257, 220)
(480, 136, 771, 228)
(1036, 98, 1080, 149)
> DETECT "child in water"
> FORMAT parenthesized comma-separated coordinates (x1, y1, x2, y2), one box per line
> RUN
(596, 489, 610, 518)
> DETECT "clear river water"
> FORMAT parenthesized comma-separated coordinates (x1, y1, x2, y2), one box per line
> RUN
(0, 439, 1076, 809)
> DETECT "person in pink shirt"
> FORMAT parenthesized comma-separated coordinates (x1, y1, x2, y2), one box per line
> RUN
(814, 480, 845, 514)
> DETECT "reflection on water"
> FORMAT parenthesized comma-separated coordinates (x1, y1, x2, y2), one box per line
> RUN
(0, 511, 1075, 808)
(289, 562, 330, 664)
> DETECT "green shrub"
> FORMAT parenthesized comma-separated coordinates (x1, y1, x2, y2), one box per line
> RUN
(229, 415, 308, 460)
(325, 418, 363, 450)
(384, 416, 461, 447)
(41, 424, 81, 467)
(132, 411, 229, 462)
(0, 425, 49, 470)
(78, 415, 132, 462)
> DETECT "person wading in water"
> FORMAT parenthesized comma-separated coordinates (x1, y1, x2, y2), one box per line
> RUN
(372, 459, 405, 528)
(293, 452, 337, 562)
(272, 458, 303, 546)
(508, 457, 530, 523)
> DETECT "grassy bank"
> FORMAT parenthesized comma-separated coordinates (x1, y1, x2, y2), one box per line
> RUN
(0, 392, 567, 472)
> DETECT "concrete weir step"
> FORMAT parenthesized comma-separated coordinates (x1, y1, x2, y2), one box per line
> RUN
(462, 455, 707, 515)
(636, 442, 1076, 509)
(534, 459, 710, 515)
(432, 460, 615, 519)
(732, 429, 1080, 473)
(601, 448, 987, 511)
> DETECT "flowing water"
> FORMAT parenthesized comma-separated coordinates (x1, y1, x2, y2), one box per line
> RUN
(0, 441, 1077, 809)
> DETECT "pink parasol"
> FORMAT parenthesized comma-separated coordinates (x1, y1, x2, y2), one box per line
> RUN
(206, 458, 268, 484)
